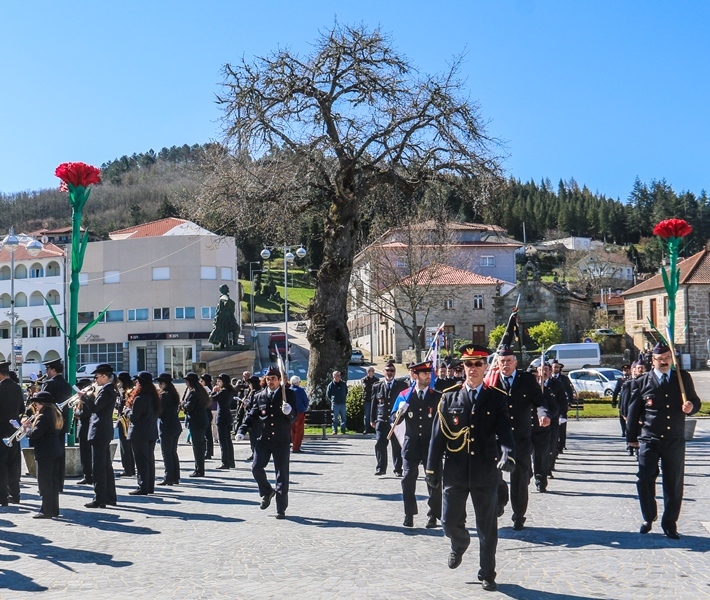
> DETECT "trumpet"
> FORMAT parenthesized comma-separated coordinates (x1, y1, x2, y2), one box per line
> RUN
(58, 383, 100, 411)
(3, 418, 29, 447)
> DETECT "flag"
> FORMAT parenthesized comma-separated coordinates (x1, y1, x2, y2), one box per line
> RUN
(389, 385, 414, 447)
(424, 322, 445, 390)
(484, 297, 521, 390)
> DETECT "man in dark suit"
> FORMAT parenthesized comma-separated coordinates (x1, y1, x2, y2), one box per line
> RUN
(393, 360, 441, 528)
(611, 364, 631, 436)
(532, 363, 563, 492)
(237, 366, 296, 519)
(80, 364, 118, 508)
(370, 362, 407, 476)
(426, 344, 515, 592)
(550, 360, 574, 453)
(620, 361, 645, 455)
(627, 344, 701, 539)
(495, 348, 549, 530)
(41, 358, 73, 491)
(0, 362, 25, 506)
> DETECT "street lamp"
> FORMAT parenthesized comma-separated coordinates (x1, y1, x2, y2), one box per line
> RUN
(248, 261, 262, 344)
(260, 245, 307, 375)
(1, 227, 43, 379)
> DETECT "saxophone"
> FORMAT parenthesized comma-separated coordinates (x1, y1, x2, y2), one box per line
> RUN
(118, 388, 136, 436)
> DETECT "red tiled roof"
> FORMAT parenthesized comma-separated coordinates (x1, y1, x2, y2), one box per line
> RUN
(0, 242, 64, 261)
(400, 264, 508, 287)
(109, 218, 188, 238)
(622, 249, 710, 296)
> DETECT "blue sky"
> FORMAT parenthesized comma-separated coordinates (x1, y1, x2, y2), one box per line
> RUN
(1, 1, 708, 200)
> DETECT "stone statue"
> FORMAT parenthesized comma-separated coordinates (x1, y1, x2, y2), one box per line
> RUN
(208, 284, 240, 349)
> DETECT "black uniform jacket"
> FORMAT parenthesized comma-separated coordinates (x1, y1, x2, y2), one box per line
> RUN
(0, 378, 25, 437)
(551, 373, 573, 417)
(427, 383, 514, 488)
(43, 375, 73, 404)
(371, 378, 409, 423)
(88, 383, 118, 443)
(183, 389, 209, 429)
(400, 387, 441, 461)
(627, 370, 701, 443)
(532, 378, 562, 432)
(27, 406, 63, 461)
(158, 390, 183, 437)
(239, 387, 296, 444)
(619, 378, 634, 419)
(127, 391, 159, 442)
(502, 370, 548, 438)
(212, 388, 234, 427)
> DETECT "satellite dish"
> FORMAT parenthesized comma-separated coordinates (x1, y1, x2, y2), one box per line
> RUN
(40, 235, 49, 244)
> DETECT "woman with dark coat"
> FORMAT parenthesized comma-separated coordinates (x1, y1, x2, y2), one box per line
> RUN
(182, 372, 211, 477)
(201, 373, 215, 460)
(156, 372, 182, 485)
(212, 373, 235, 469)
(25, 391, 64, 518)
(125, 372, 160, 495)
(115, 371, 136, 477)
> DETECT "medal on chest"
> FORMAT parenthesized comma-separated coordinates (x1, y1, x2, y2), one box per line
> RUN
(428, 407, 433, 418)
(408, 411, 413, 418)
(645, 397, 653, 408)
(453, 415, 459, 426)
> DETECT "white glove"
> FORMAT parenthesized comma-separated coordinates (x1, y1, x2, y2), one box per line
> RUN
(235, 433, 245, 441)
(497, 446, 512, 470)
(282, 403, 292, 415)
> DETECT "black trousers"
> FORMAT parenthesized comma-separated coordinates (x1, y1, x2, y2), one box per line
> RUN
(442, 484, 498, 582)
(118, 423, 136, 476)
(0, 442, 21, 504)
(91, 439, 117, 505)
(205, 412, 214, 458)
(637, 437, 685, 529)
(531, 428, 551, 490)
(498, 436, 532, 522)
(36, 454, 62, 517)
(558, 421, 568, 451)
(402, 456, 441, 518)
(618, 415, 627, 436)
(218, 422, 235, 468)
(189, 425, 207, 474)
(160, 430, 181, 483)
(78, 420, 92, 481)
(374, 421, 402, 474)
(547, 419, 560, 472)
(252, 440, 290, 513)
(131, 438, 156, 494)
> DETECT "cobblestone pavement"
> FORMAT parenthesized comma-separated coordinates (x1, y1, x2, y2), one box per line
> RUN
(1, 418, 709, 600)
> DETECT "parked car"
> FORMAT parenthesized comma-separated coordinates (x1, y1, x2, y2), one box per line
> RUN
(75, 363, 103, 381)
(295, 321, 307, 332)
(349, 349, 365, 365)
(567, 368, 623, 397)
(594, 328, 616, 335)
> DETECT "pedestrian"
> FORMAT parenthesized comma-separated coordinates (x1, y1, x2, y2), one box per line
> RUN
(360, 367, 379, 433)
(326, 371, 348, 434)
(236, 366, 296, 519)
(370, 362, 406, 476)
(612, 364, 632, 436)
(627, 343, 701, 538)
(289, 376, 309, 453)
(394, 360, 441, 528)
(156, 372, 182, 485)
(212, 373, 235, 469)
(495, 348, 549, 530)
(125, 371, 160, 495)
(550, 360, 573, 453)
(182, 372, 211, 477)
(620, 361, 646, 455)
(532, 363, 562, 492)
(201, 373, 215, 460)
(0, 362, 27, 506)
(426, 344, 514, 592)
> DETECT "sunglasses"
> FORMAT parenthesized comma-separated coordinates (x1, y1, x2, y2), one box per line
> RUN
(464, 360, 486, 368)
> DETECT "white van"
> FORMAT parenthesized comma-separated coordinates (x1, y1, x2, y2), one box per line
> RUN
(528, 343, 602, 371)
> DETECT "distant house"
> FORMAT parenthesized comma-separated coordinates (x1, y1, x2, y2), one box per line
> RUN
(622, 248, 710, 368)
(27, 225, 100, 246)
(574, 250, 635, 284)
(537, 236, 603, 252)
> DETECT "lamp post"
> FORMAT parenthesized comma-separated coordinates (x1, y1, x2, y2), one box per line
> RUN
(248, 261, 262, 344)
(1, 227, 43, 380)
(260, 245, 306, 376)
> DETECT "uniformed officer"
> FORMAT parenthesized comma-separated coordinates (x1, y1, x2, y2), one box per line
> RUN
(394, 360, 442, 528)
(41, 358, 73, 491)
(627, 344, 701, 538)
(370, 362, 407, 476)
(0, 361, 25, 506)
(495, 348, 549, 530)
(531, 363, 562, 492)
(550, 360, 573, 454)
(434, 363, 450, 392)
(620, 361, 645, 455)
(236, 366, 296, 519)
(612, 364, 631, 436)
(426, 344, 515, 592)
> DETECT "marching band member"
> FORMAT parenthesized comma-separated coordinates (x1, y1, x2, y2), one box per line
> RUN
(125, 372, 160, 495)
(156, 372, 182, 486)
(115, 372, 136, 478)
(182, 372, 211, 477)
(0, 361, 25, 506)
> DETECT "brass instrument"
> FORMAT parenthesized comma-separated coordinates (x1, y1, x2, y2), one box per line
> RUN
(118, 388, 137, 436)
(57, 384, 95, 411)
(3, 403, 40, 447)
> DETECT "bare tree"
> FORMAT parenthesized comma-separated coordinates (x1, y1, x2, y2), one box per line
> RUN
(192, 23, 502, 403)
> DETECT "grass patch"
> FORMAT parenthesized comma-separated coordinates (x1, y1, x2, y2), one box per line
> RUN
(241, 279, 315, 317)
(569, 395, 710, 418)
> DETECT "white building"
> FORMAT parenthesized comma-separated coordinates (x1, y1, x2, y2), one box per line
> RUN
(76, 218, 240, 378)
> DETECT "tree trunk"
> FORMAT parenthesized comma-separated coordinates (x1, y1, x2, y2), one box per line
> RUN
(306, 193, 359, 407)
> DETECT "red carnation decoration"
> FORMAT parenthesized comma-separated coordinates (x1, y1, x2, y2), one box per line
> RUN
(653, 218, 692, 239)
(55, 162, 102, 188)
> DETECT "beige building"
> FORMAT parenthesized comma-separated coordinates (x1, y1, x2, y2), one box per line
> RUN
(622, 248, 710, 368)
(77, 218, 239, 378)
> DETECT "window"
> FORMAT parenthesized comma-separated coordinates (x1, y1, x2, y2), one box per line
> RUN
(46, 325, 60, 337)
(473, 294, 483, 309)
(472, 325, 486, 345)
(79, 273, 88, 286)
(104, 271, 120, 284)
(99, 310, 124, 323)
(663, 296, 668, 317)
(480, 256, 495, 267)
(444, 298, 455, 310)
(201, 306, 216, 320)
(30, 266, 43, 278)
(201, 266, 217, 280)
(77, 342, 125, 372)
(128, 308, 149, 321)
(154, 307, 170, 320)
(30, 326, 43, 338)
(0, 328, 8, 339)
(636, 301, 643, 321)
(221, 267, 233, 281)
(175, 307, 196, 320)
(152, 267, 170, 280)
(78, 311, 94, 324)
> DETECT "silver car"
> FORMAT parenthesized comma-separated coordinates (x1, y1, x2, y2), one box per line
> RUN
(568, 368, 623, 397)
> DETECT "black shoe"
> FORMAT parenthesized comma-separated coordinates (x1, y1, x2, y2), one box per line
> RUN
(513, 520, 525, 531)
(640, 521, 652, 534)
(216, 465, 230, 470)
(157, 480, 171, 486)
(374, 471, 385, 476)
(84, 501, 107, 508)
(394, 471, 403, 477)
(260, 490, 276, 510)
(481, 579, 497, 591)
(245, 455, 253, 462)
(275, 512, 286, 520)
(425, 516, 438, 529)
(77, 478, 92, 485)
(448, 552, 462, 569)
(403, 515, 414, 527)
(548, 472, 555, 479)
(0, 502, 7, 507)
(8, 496, 20, 504)
(189, 471, 204, 477)
(663, 528, 680, 540)
(128, 489, 148, 496)
(33, 512, 53, 519)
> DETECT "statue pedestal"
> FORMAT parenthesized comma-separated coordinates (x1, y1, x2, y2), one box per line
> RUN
(22, 441, 118, 478)
(198, 350, 255, 376)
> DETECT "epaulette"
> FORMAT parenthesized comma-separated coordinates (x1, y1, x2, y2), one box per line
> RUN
(442, 382, 463, 394)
